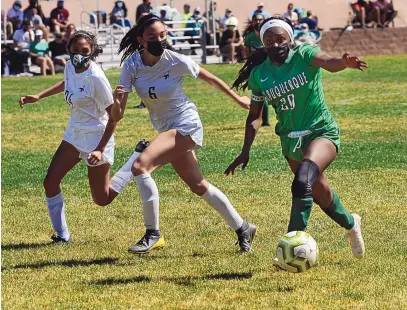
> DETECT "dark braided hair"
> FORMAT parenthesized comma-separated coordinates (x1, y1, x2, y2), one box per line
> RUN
(242, 13, 264, 37)
(67, 30, 103, 60)
(118, 14, 165, 64)
(232, 15, 294, 91)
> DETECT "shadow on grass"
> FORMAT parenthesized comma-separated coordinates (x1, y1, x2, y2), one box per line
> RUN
(2, 242, 51, 251)
(90, 272, 253, 288)
(90, 276, 152, 286)
(2, 257, 119, 271)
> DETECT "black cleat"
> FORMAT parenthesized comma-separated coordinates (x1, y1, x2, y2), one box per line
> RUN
(235, 222, 257, 253)
(135, 139, 150, 153)
(51, 234, 73, 243)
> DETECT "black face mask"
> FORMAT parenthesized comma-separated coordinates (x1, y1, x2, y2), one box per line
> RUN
(146, 39, 167, 57)
(266, 43, 290, 63)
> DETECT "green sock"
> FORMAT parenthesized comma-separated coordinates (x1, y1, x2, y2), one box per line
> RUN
(287, 197, 313, 232)
(262, 101, 270, 125)
(321, 190, 355, 230)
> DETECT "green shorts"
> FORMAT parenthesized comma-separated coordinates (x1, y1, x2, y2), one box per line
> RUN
(280, 126, 340, 162)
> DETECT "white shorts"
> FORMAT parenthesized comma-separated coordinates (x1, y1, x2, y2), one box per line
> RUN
(151, 109, 204, 149)
(62, 126, 115, 166)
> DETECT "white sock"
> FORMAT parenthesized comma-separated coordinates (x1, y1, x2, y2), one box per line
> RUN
(109, 150, 142, 193)
(201, 183, 244, 231)
(46, 192, 70, 240)
(134, 173, 159, 231)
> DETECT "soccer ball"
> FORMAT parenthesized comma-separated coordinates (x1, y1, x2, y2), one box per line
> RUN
(275, 231, 319, 273)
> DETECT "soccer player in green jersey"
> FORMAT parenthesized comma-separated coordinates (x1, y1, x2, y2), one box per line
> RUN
(225, 15, 367, 261)
(243, 13, 270, 127)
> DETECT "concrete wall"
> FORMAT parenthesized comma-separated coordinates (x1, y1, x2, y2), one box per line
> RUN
(2, 0, 407, 31)
(320, 27, 407, 56)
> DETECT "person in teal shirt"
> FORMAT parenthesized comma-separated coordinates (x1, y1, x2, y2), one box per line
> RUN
(226, 15, 367, 265)
(29, 29, 55, 75)
(243, 13, 270, 127)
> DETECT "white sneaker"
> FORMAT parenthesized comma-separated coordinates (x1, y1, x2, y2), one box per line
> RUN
(347, 214, 365, 258)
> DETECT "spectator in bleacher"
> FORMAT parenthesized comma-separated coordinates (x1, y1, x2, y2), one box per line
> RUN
(160, 8, 170, 22)
(249, 2, 271, 20)
(13, 20, 33, 49)
(295, 22, 318, 45)
(28, 8, 49, 41)
(49, 32, 69, 69)
(29, 29, 55, 75)
(184, 7, 202, 55)
(50, 0, 69, 34)
(219, 17, 243, 64)
(220, 8, 232, 32)
(2, 43, 32, 76)
(64, 24, 76, 42)
(299, 10, 319, 30)
(181, 4, 192, 28)
(352, 0, 371, 28)
(23, 0, 46, 22)
(283, 3, 299, 26)
(136, 0, 152, 23)
(203, 1, 221, 56)
(110, 1, 133, 28)
(7, 0, 24, 38)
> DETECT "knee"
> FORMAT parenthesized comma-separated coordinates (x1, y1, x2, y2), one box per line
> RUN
(291, 159, 319, 198)
(189, 180, 208, 196)
(131, 158, 148, 176)
(43, 174, 59, 192)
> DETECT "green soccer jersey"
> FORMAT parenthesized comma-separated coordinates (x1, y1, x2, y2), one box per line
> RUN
(248, 43, 337, 136)
(244, 31, 263, 52)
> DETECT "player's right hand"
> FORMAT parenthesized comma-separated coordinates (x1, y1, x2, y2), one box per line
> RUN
(19, 95, 39, 108)
(224, 152, 250, 176)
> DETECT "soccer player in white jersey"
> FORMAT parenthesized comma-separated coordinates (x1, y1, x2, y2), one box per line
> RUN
(110, 14, 257, 254)
(18, 31, 148, 243)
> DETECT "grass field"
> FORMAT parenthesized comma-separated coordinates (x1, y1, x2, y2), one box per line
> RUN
(2, 54, 407, 309)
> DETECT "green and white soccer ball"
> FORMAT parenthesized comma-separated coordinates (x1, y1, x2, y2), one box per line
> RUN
(275, 231, 319, 273)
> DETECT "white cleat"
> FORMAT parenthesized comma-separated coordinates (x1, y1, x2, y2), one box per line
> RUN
(347, 214, 365, 258)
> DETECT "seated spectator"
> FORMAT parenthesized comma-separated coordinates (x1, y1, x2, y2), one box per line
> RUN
(219, 17, 243, 64)
(220, 8, 233, 33)
(370, 0, 397, 27)
(7, 0, 24, 38)
(352, 0, 371, 28)
(50, 0, 69, 33)
(184, 7, 202, 55)
(2, 43, 32, 76)
(295, 23, 318, 45)
(299, 10, 319, 30)
(249, 2, 271, 20)
(243, 13, 264, 57)
(49, 32, 69, 69)
(13, 20, 33, 50)
(29, 29, 55, 75)
(23, 0, 46, 23)
(136, 0, 152, 23)
(64, 24, 76, 42)
(110, 1, 132, 28)
(283, 3, 299, 26)
(160, 8, 170, 22)
(28, 8, 49, 41)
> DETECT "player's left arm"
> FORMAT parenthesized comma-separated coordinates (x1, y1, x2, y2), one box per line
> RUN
(312, 52, 368, 73)
(197, 66, 250, 110)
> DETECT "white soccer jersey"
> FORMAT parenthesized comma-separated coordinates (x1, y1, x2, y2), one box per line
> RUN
(63, 61, 114, 153)
(119, 49, 201, 123)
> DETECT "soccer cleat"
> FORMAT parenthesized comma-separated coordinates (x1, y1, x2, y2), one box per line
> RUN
(235, 222, 257, 253)
(128, 230, 165, 254)
(134, 139, 150, 153)
(51, 234, 72, 243)
(347, 214, 365, 258)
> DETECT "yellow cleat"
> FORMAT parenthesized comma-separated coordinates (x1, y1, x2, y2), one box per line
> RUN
(128, 231, 165, 254)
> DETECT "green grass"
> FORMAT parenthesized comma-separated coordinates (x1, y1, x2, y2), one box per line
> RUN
(2, 54, 407, 309)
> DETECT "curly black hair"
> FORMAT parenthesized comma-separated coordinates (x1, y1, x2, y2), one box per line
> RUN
(67, 30, 103, 60)
(232, 15, 294, 91)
